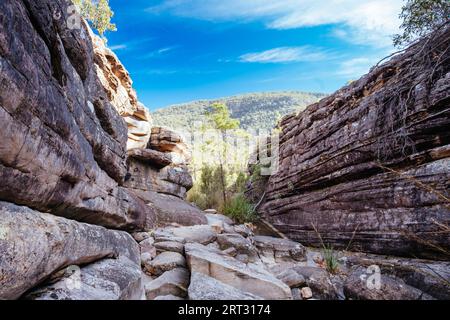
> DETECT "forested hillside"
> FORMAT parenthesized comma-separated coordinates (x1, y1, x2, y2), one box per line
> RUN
(152, 92, 327, 132)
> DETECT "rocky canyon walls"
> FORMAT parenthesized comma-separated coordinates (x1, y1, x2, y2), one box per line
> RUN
(0, 0, 203, 299)
(260, 26, 450, 259)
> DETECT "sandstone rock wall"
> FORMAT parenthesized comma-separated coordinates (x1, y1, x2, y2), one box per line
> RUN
(260, 26, 450, 259)
(0, 0, 203, 300)
(0, 0, 153, 230)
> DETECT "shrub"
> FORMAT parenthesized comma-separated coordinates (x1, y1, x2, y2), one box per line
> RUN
(73, 0, 117, 36)
(223, 194, 257, 223)
(322, 245, 339, 274)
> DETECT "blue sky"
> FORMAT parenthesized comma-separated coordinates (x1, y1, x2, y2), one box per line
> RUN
(107, 0, 404, 110)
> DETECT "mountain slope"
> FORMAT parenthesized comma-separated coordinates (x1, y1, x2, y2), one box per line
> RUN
(151, 91, 327, 132)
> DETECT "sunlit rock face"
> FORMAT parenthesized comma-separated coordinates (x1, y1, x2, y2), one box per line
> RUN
(90, 31, 152, 150)
(260, 26, 450, 260)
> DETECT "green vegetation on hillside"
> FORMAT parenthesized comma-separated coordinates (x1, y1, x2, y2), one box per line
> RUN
(152, 91, 327, 133)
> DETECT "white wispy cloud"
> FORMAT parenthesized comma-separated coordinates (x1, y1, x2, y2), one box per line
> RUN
(140, 46, 179, 59)
(146, 0, 403, 47)
(109, 44, 128, 51)
(108, 37, 154, 52)
(240, 46, 329, 63)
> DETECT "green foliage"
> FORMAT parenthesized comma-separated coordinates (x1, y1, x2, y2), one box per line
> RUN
(393, 0, 450, 47)
(223, 194, 257, 224)
(322, 245, 339, 274)
(207, 103, 240, 131)
(152, 92, 327, 133)
(73, 0, 117, 36)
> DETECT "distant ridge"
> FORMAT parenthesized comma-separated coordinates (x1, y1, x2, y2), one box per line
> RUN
(151, 91, 327, 132)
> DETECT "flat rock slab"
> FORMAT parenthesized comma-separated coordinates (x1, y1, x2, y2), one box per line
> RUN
(25, 258, 143, 300)
(145, 268, 190, 300)
(154, 241, 185, 254)
(189, 272, 262, 300)
(185, 243, 292, 300)
(134, 191, 207, 226)
(275, 269, 306, 288)
(344, 267, 434, 300)
(206, 214, 234, 226)
(144, 252, 187, 276)
(0, 201, 140, 300)
(167, 225, 217, 245)
(253, 236, 306, 263)
(217, 234, 258, 260)
(343, 254, 450, 299)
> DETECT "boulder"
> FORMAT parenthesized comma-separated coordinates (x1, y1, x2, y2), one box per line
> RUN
(144, 252, 187, 276)
(125, 160, 193, 199)
(188, 272, 262, 300)
(153, 229, 187, 244)
(275, 269, 306, 288)
(154, 241, 185, 254)
(0, 201, 140, 300)
(344, 267, 434, 300)
(25, 258, 143, 300)
(301, 287, 313, 300)
(216, 234, 259, 262)
(149, 127, 191, 161)
(259, 26, 450, 259)
(132, 232, 152, 243)
(206, 214, 234, 226)
(253, 236, 307, 264)
(290, 266, 341, 300)
(133, 191, 207, 226)
(233, 225, 254, 238)
(139, 238, 157, 257)
(128, 149, 173, 168)
(168, 225, 217, 245)
(343, 254, 450, 300)
(145, 268, 190, 300)
(185, 243, 292, 300)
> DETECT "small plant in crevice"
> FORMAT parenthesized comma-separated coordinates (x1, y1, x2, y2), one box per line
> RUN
(311, 222, 341, 274)
(322, 245, 340, 274)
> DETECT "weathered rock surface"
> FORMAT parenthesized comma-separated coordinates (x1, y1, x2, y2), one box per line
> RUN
(128, 149, 173, 168)
(275, 269, 306, 288)
(344, 267, 434, 300)
(185, 243, 292, 300)
(217, 234, 259, 262)
(145, 268, 189, 300)
(260, 27, 450, 259)
(253, 236, 307, 264)
(154, 241, 185, 254)
(150, 127, 191, 161)
(0, 0, 155, 230)
(188, 272, 262, 300)
(168, 225, 217, 245)
(25, 258, 143, 300)
(125, 160, 193, 198)
(0, 201, 140, 300)
(132, 191, 207, 226)
(343, 254, 450, 300)
(91, 32, 152, 150)
(144, 252, 187, 276)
